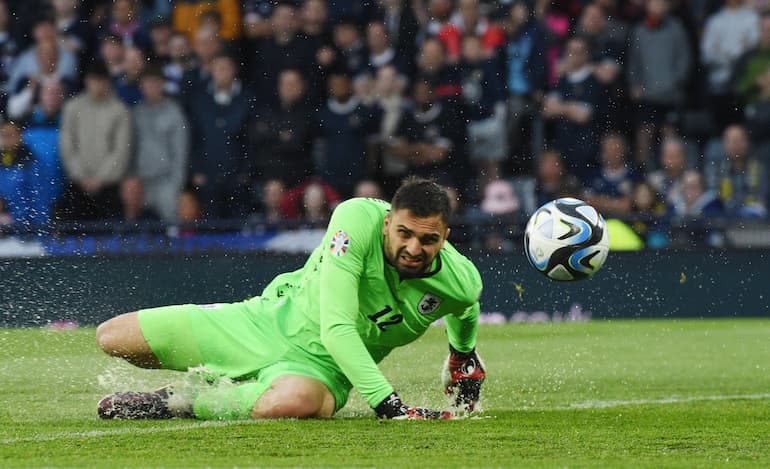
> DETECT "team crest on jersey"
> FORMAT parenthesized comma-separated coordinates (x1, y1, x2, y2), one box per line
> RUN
(329, 230, 350, 257)
(417, 292, 443, 314)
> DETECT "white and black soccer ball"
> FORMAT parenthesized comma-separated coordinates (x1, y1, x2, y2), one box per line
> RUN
(524, 198, 610, 281)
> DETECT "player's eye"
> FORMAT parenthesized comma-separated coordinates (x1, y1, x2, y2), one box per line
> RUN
(398, 229, 410, 238)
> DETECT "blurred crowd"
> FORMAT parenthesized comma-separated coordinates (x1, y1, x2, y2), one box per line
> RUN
(0, 0, 769, 235)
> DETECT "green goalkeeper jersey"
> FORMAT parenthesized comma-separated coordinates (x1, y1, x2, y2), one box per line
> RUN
(251, 197, 483, 408)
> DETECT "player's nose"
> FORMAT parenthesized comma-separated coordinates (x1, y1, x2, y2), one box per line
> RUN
(405, 238, 422, 257)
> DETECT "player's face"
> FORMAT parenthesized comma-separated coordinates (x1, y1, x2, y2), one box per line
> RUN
(383, 209, 449, 278)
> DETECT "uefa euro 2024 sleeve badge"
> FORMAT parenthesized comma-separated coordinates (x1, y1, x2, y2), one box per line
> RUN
(330, 230, 350, 257)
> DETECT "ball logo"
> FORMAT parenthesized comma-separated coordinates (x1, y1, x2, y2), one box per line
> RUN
(329, 230, 350, 257)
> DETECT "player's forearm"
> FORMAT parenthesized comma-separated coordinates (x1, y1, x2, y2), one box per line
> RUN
(445, 303, 480, 353)
(321, 323, 395, 408)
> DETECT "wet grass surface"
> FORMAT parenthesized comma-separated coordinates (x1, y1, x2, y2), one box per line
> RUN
(1, 320, 769, 468)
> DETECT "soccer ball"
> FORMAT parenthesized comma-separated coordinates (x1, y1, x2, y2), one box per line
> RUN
(524, 198, 610, 281)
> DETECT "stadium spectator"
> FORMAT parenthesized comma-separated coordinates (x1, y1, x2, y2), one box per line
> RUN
(241, 0, 275, 41)
(57, 60, 132, 221)
(533, 148, 582, 207)
(626, 0, 691, 168)
(583, 132, 641, 216)
(254, 178, 285, 223)
(0, 0, 17, 104)
(647, 137, 689, 208)
(670, 169, 724, 218)
(314, 70, 381, 197)
(438, 0, 505, 61)
(188, 52, 255, 219)
(6, 17, 77, 98)
(734, 12, 770, 107)
(51, 0, 96, 71)
(161, 32, 195, 97)
(369, 64, 408, 195)
(704, 124, 768, 217)
(373, 0, 420, 76)
(119, 176, 160, 223)
(0, 121, 34, 225)
(146, 15, 173, 61)
(107, 0, 152, 52)
(701, 0, 759, 130)
(424, 0, 456, 54)
(172, 0, 241, 42)
(132, 63, 189, 223)
(479, 179, 520, 216)
(364, 21, 408, 79)
(19, 80, 67, 226)
(0, 196, 12, 227)
(300, 0, 330, 45)
(99, 34, 126, 79)
(114, 45, 146, 106)
(542, 35, 605, 180)
(299, 181, 331, 224)
(179, 26, 223, 109)
(249, 68, 314, 187)
(503, 0, 548, 175)
(353, 179, 384, 199)
(327, 17, 368, 78)
(390, 77, 466, 188)
(477, 178, 519, 253)
(577, 1, 628, 130)
(415, 37, 461, 99)
(278, 178, 341, 219)
(248, 2, 317, 107)
(630, 181, 667, 217)
(177, 186, 203, 223)
(535, 0, 572, 88)
(460, 34, 507, 189)
(743, 65, 770, 146)
(173, 186, 204, 237)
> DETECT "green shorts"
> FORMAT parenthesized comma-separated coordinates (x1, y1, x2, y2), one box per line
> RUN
(137, 299, 351, 412)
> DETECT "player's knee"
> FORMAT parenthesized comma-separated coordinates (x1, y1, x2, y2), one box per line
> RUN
(96, 313, 135, 357)
(250, 388, 330, 419)
(96, 318, 120, 355)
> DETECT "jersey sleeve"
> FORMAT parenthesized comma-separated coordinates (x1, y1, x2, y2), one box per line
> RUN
(319, 200, 395, 408)
(445, 302, 480, 353)
(444, 263, 483, 353)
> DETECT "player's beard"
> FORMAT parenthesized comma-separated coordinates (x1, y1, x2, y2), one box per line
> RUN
(383, 235, 430, 278)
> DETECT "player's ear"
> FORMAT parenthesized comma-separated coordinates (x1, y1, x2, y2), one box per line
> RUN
(383, 212, 391, 234)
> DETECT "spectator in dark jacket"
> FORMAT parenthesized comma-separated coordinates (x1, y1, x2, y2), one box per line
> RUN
(249, 2, 317, 108)
(626, 0, 691, 168)
(188, 53, 256, 218)
(314, 70, 381, 197)
(542, 35, 605, 181)
(250, 68, 314, 187)
(0, 121, 34, 225)
(504, 0, 548, 175)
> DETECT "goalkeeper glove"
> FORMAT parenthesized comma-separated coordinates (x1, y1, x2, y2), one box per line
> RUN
(442, 345, 486, 412)
(373, 392, 453, 420)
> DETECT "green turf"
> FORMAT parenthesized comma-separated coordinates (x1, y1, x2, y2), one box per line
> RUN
(1, 319, 769, 468)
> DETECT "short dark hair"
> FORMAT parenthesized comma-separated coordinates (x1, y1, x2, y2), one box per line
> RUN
(391, 177, 451, 224)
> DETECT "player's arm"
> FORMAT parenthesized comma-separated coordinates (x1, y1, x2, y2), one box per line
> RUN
(442, 272, 486, 412)
(319, 201, 450, 419)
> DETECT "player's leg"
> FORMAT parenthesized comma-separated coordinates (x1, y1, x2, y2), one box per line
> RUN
(192, 374, 337, 420)
(253, 375, 336, 418)
(96, 311, 161, 368)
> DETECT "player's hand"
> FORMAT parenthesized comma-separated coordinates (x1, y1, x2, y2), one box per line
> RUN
(442, 345, 486, 412)
(373, 392, 452, 420)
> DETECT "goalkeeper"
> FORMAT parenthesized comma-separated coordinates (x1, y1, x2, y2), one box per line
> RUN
(96, 177, 486, 420)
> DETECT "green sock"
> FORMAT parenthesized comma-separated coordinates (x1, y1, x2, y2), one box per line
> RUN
(192, 382, 268, 420)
